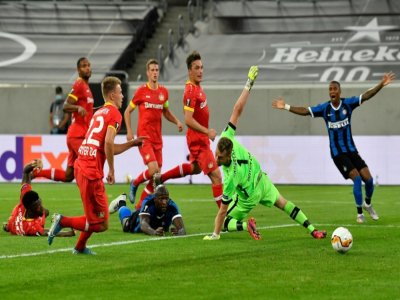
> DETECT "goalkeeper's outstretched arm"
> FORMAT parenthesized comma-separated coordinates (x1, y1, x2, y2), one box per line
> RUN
(229, 66, 258, 127)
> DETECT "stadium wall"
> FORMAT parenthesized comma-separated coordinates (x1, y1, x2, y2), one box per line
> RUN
(0, 84, 399, 135)
(0, 134, 399, 185)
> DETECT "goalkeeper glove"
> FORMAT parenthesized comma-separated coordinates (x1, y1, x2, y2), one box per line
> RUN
(203, 233, 220, 240)
(244, 65, 258, 91)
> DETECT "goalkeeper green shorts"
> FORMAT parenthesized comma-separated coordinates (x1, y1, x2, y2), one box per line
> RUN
(227, 173, 280, 221)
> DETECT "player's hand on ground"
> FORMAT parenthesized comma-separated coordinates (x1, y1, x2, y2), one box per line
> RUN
(203, 233, 220, 240)
(208, 128, 217, 141)
(154, 227, 165, 236)
(272, 97, 285, 109)
(382, 71, 395, 86)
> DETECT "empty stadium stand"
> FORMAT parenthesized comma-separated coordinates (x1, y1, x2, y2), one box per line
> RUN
(161, 0, 400, 84)
(0, 0, 160, 83)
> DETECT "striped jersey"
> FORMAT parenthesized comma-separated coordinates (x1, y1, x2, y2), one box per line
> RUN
(308, 95, 362, 157)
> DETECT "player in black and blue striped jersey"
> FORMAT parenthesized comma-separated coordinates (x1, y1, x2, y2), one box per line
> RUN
(272, 72, 395, 223)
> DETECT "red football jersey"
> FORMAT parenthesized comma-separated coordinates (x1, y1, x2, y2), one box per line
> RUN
(7, 183, 46, 236)
(183, 81, 210, 145)
(75, 102, 122, 180)
(130, 83, 168, 145)
(67, 78, 94, 138)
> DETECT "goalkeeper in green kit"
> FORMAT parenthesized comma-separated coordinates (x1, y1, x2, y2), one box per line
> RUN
(204, 66, 327, 241)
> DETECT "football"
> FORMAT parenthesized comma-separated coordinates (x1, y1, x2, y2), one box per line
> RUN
(331, 227, 353, 253)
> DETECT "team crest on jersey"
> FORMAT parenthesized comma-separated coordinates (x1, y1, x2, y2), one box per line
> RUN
(342, 109, 347, 115)
(200, 100, 207, 109)
(159, 94, 165, 101)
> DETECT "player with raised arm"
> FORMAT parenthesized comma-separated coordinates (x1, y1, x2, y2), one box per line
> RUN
(203, 66, 326, 241)
(126, 59, 183, 209)
(272, 72, 395, 223)
(152, 51, 223, 208)
(34, 57, 94, 182)
(47, 76, 145, 255)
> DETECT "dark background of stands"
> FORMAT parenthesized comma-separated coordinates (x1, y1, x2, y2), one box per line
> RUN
(0, 0, 161, 84)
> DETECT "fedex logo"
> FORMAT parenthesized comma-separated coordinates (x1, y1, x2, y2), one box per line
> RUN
(0, 136, 68, 181)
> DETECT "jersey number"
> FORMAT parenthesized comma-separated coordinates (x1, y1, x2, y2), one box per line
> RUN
(82, 116, 104, 146)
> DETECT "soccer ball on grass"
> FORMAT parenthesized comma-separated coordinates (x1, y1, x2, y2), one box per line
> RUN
(331, 227, 353, 253)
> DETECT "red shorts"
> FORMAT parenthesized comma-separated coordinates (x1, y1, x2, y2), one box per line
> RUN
(138, 141, 162, 167)
(188, 145, 218, 175)
(74, 168, 108, 225)
(67, 137, 84, 167)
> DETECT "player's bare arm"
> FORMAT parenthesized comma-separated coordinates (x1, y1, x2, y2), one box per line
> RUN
(63, 96, 87, 116)
(124, 104, 135, 141)
(163, 108, 183, 132)
(171, 217, 186, 235)
(361, 71, 396, 102)
(105, 127, 117, 184)
(43, 228, 75, 237)
(139, 215, 162, 236)
(272, 97, 310, 116)
(228, 66, 258, 126)
(113, 136, 146, 155)
(22, 159, 43, 184)
(184, 110, 216, 141)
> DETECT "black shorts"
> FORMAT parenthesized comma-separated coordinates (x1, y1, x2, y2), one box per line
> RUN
(332, 152, 368, 179)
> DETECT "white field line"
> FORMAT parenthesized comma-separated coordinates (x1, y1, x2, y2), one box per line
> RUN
(1, 223, 399, 260)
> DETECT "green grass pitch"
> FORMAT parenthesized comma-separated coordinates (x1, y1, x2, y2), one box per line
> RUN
(0, 183, 399, 299)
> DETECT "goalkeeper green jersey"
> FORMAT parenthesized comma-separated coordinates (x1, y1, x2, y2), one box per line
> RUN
(220, 122, 262, 205)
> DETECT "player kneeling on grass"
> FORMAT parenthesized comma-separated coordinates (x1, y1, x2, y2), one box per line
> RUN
(3, 159, 74, 237)
(109, 184, 186, 236)
(203, 66, 327, 241)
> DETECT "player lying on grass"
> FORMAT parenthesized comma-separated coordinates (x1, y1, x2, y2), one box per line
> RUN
(3, 159, 74, 237)
(109, 184, 186, 236)
(203, 66, 327, 241)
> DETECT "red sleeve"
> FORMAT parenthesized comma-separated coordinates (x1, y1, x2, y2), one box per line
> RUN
(108, 107, 122, 132)
(183, 84, 196, 110)
(132, 85, 144, 106)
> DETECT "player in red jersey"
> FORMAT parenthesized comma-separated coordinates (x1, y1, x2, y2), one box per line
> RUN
(47, 76, 145, 255)
(153, 51, 223, 208)
(3, 159, 74, 237)
(125, 59, 183, 209)
(34, 57, 94, 182)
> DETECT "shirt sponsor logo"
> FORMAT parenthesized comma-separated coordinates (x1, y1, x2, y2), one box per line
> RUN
(159, 94, 165, 101)
(328, 118, 349, 129)
(144, 102, 163, 109)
